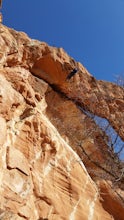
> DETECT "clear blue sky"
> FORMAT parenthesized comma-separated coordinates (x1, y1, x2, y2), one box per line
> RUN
(1, 0, 124, 82)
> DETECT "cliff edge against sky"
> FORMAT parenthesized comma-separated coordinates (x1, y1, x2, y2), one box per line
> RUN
(0, 23, 124, 220)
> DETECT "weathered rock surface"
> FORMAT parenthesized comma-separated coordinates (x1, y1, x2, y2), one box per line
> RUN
(0, 23, 124, 219)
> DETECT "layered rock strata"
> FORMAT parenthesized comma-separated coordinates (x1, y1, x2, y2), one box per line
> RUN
(0, 23, 124, 219)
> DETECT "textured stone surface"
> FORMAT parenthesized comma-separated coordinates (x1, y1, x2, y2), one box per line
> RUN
(0, 23, 123, 219)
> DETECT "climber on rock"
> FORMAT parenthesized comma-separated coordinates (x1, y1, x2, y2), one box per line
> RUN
(66, 68, 78, 80)
(0, 0, 2, 8)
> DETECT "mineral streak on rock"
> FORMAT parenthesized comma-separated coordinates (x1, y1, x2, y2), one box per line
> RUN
(0, 23, 123, 219)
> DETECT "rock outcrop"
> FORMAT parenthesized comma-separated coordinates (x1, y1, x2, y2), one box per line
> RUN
(0, 23, 124, 220)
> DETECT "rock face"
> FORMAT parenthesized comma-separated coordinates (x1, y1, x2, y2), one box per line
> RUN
(0, 23, 124, 220)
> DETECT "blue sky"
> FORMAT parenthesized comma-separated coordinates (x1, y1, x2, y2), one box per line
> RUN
(1, 0, 124, 82)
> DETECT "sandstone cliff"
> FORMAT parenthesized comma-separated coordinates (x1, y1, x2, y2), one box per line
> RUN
(0, 23, 124, 220)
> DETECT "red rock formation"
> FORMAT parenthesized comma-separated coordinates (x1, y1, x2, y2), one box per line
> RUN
(0, 23, 123, 219)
